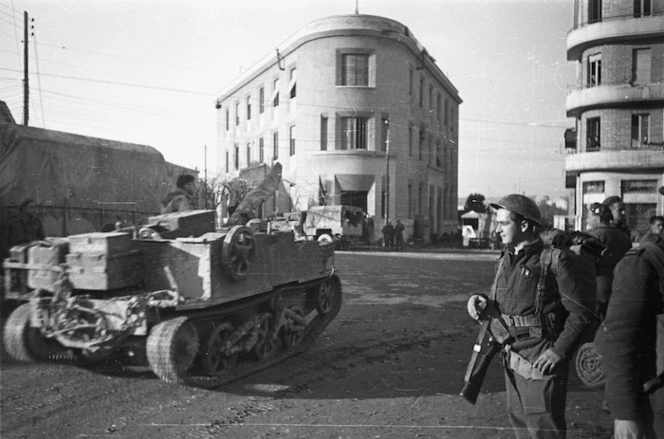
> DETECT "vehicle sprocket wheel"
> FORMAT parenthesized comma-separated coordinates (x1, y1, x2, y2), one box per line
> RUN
(202, 322, 238, 376)
(253, 313, 276, 360)
(221, 226, 256, 281)
(3, 303, 65, 362)
(314, 280, 334, 315)
(147, 317, 199, 384)
(281, 306, 305, 349)
(575, 342, 605, 389)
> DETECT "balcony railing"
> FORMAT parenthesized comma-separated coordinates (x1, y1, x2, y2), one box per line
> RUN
(571, 9, 663, 31)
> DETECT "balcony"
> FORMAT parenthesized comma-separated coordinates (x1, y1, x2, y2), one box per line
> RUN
(567, 14, 664, 60)
(566, 83, 664, 117)
(565, 150, 664, 173)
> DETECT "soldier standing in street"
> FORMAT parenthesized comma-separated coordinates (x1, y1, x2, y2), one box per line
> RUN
(595, 185, 664, 439)
(382, 221, 394, 249)
(394, 219, 405, 251)
(588, 197, 632, 321)
(467, 194, 593, 438)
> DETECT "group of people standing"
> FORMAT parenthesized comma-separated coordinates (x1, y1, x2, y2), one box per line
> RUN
(381, 219, 405, 250)
(467, 187, 664, 438)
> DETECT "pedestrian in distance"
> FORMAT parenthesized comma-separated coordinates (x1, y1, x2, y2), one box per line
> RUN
(588, 197, 632, 321)
(394, 219, 405, 251)
(382, 220, 394, 249)
(595, 184, 664, 439)
(161, 174, 197, 214)
(467, 194, 594, 438)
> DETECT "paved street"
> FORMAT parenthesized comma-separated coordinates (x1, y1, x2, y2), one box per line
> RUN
(1, 250, 612, 438)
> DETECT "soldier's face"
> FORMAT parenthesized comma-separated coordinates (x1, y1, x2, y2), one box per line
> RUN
(652, 220, 664, 235)
(495, 209, 525, 246)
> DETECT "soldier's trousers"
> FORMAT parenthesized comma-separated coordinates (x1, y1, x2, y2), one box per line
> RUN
(504, 360, 569, 439)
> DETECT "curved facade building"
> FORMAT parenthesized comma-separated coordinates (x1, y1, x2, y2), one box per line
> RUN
(566, 0, 664, 234)
(215, 14, 461, 240)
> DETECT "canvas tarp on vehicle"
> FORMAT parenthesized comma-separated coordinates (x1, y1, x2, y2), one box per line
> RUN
(0, 122, 195, 256)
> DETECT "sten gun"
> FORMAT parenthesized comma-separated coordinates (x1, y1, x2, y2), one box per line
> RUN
(461, 302, 513, 405)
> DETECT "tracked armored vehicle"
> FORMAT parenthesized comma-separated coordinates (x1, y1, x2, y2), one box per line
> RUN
(2, 166, 342, 388)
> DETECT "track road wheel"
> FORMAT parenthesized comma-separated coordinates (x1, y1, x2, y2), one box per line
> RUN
(314, 279, 335, 315)
(3, 303, 64, 362)
(202, 322, 238, 377)
(253, 313, 277, 360)
(575, 342, 605, 389)
(281, 306, 305, 349)
(147, 317, 199, 384)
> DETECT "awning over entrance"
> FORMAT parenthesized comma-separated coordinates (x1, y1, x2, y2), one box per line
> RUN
(335, 174, 374, 191)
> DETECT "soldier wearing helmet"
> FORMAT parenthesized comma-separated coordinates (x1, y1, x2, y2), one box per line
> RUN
(596, 184, 664, 438)
(467, 194, 593, 438)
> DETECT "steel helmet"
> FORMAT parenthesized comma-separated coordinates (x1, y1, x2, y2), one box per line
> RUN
(490, 194, 543, 227)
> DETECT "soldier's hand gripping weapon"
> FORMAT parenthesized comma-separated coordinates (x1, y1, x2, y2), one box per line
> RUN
(460, 300, 513, 405)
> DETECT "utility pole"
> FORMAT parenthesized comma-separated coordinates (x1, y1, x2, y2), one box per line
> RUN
(23, 11, 29, 126)
(204, 144, 208, 209)
(384, 119, 391, 223)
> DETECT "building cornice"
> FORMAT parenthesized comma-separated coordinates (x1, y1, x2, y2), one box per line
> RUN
(216, 14, 461, 106)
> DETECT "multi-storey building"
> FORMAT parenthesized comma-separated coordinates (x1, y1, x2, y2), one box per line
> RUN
(215, 14, 461, 241)
(566, 0, 664, 235)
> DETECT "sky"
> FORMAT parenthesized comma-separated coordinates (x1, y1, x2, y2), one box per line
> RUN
(0, 0, 577, 201)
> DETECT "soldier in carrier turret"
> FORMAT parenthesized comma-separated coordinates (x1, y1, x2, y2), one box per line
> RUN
(161, 174, 197, 214)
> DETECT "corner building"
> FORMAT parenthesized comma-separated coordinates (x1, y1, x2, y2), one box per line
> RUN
(566, 0, 664, 234)
(215, 14, 461, 241)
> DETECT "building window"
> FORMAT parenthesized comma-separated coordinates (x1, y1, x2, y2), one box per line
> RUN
(340, 117, 367, 150)
(289, 67, 297, 99)
(289, 125, 296, 156)
(247, 96, 251, 120)
(632, 48, 651, 85)
(259, 87, 265, 114)
(587, 54, 601, 87)
(436, 141, 442, 167)
(408, 125, 413, 156)
(587, 117, 600, 151)
(631, 114, 650, 148)
(273, 132, 279, 160)
(409, 67, 413, 96)
(429, 85, 433, 111)
(583, 180, 605, 194)
(622, 179, 658, 193)
(450, 108, 455, 132)
(272, 78, 280, 107)
(225, 108, 229, 131)
(246, 143, 251, 166)
(235, 102, 240, 126)
(408, 183, 413, 219)
(419, 129, 425, 161)
(320, 116, 328, 151)
(589, 0, 602, 24)
(259, 137, 264, 163)
(234, 144, 239, 170)
(225, 150, 229, 173)
(341, 54, 369, 86)
(634, 0, 651, 17)
(418, 183, 423, 214)
(381, 117, 389, 152)
(444, 100, 449, 128)
(419, 76, 424, 107)
(437, 93, 442, 120)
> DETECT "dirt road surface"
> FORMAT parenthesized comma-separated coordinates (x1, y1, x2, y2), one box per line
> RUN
(1, 250, 613, 438)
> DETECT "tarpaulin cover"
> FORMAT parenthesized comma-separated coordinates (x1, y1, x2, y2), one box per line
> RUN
(0, 122, 192, 213)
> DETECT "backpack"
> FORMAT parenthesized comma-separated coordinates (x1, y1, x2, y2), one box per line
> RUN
(537, 229, 605, 336)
